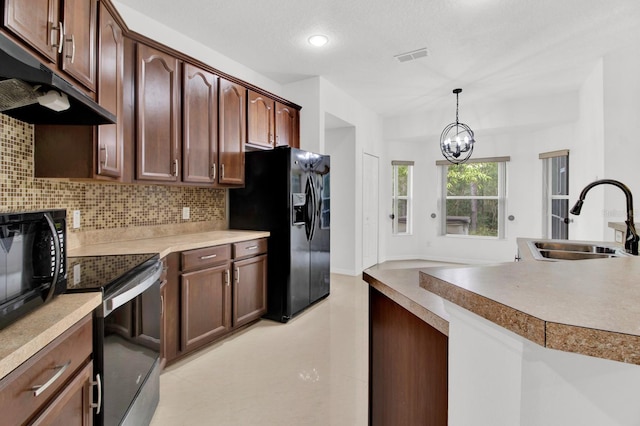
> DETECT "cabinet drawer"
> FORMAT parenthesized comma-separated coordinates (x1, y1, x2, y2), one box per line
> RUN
(233, 238, 268, 259)
(182, 244, 231, 271)
(0, 315, 93, 426)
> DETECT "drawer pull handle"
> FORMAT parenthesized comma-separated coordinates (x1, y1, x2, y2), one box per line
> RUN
(91, 373, 102, 414)
(245, 245, 258, 250)
(199, 254, 217, 260)
(31, 360, 71, 397)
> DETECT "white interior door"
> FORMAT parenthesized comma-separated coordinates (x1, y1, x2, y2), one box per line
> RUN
(362, 153, 379, 269)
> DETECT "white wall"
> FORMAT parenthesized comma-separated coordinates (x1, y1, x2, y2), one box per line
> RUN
(571, 59, 606, 241)
(325, 126, 356, 275)
(602, 48, 640, 240)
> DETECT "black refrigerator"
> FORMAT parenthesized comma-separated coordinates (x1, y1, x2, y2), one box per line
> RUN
(229, 147, 330, 323)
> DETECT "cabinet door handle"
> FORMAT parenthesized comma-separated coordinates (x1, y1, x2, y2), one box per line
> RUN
(212, 163, 217, 181)
(100, 144, 108, 166)
(220, 163, 225, 180)
(235, 267, 239, 283)
(199, 254, 217, 260)
(65, 34, 76, 63)
(31, 360, 71, 397)
(173, 159, 179, 177)
(225, 269, 230, 286)
(160, 295, 164, 318)
(91, 373, 102, 414)
(52, 21, 64, 53)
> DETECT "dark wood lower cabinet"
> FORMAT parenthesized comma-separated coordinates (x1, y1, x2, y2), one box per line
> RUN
(181, 262, 232, 352)
(369, 287, 448, 426)
(161, 240, 268, 366)
(233, 253, 267, 327)
(30, 361, 94, 426)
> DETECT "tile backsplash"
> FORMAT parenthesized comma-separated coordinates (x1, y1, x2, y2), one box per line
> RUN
(1, 113, 226, 236)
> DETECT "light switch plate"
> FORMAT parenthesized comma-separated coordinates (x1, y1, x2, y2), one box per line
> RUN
(182, 207, 190, 220)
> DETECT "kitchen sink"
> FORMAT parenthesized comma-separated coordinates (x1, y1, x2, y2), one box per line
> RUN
(526, 240, 629, 261)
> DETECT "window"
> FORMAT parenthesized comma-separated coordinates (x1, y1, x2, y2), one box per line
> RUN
(438, 157, 509, 238)
(391, 161, 413, 235)
(540, 150, 569, 239)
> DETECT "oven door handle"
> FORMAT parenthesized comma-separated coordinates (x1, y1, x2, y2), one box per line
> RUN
(105, 262, 163, 315)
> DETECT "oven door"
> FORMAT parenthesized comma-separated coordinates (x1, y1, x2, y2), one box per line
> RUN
(97, 269, 161, 426)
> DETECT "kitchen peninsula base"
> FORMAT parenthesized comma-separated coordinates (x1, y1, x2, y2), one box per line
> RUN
(446, 301, 640, 426)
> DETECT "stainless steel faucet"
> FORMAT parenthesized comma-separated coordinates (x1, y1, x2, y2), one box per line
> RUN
(570, 179, 639, 255)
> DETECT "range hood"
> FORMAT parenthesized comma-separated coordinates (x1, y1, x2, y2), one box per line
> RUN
(0, 32, 116, 125)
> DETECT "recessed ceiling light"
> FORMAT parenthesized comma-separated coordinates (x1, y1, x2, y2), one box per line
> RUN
(308, 34, 329, 47)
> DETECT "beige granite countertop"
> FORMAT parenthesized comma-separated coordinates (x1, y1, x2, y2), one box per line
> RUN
(419, 257, 640, 365)
(363, 266, 451, 336)
(1, 227, 268, 381)
(0, 292, 102, 380)
(68, 229, 270, 258)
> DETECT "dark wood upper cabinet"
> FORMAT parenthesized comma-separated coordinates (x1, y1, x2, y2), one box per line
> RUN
(136, 43, 181, 182)
(60, 0, 97, 91)
(247, 90, 275, 149)
(3, 0, 97, 92)
(275, 102, 299, 148)
(3, 0, 60, 63)
(183, 63, 218, 184)
(218, 78, 246, 185)
(96, 2, 123, 179)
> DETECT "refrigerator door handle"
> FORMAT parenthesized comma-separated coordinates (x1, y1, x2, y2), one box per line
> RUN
(304, 177, 313, 241)
(307, 176, 319, 242)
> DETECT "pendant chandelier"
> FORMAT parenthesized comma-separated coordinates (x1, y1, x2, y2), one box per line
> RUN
(440, 88, 475, 165)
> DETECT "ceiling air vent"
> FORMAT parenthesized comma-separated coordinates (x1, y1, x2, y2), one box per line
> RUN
(394, 47, 428, 63)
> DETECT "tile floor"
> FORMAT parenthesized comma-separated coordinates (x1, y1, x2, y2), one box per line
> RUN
(150, 273, 369, 426)
(150, 261, 449, 425)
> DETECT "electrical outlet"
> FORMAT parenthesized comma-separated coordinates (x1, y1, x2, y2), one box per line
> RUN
(73, 210, 81, 229)
(73, 264, 81, 285)
(182, 207, 190, 220)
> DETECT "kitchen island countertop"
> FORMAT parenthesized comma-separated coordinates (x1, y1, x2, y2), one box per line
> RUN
(420, 256, 640, 365)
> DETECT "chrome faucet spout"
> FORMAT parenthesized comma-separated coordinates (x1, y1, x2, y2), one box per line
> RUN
(570, 179, 638, 255)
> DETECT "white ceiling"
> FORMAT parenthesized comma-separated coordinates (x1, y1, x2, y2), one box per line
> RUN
(115, 0, 640, 118)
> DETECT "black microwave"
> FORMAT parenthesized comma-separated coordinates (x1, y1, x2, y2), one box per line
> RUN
(0, 209, 67, 329)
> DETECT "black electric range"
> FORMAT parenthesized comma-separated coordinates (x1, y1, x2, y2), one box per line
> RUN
(66, 253, 163, 426)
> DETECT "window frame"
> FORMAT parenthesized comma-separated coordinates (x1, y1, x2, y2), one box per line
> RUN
(391, 160, 413, 235)
(540, 150, 570, 239)
(437, 157, 509, 239)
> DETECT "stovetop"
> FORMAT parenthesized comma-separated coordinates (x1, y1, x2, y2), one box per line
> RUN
(66, 253, 159, 293)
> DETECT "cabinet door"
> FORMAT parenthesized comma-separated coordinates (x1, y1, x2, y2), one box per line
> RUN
(181, 263, 231, 352)
(96, 2, 123, 179)
(247, 91, 274, 149)
(183, 63, 218, 184)
(136, 44, 181, 182)
(233, 254, 267, 328)
(61, 0, 97, 91)
(30, 362, 94, 426)
(275, 102, 299, 148)
(4, 0, 60, 63)
(218, 78, 246, 185)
